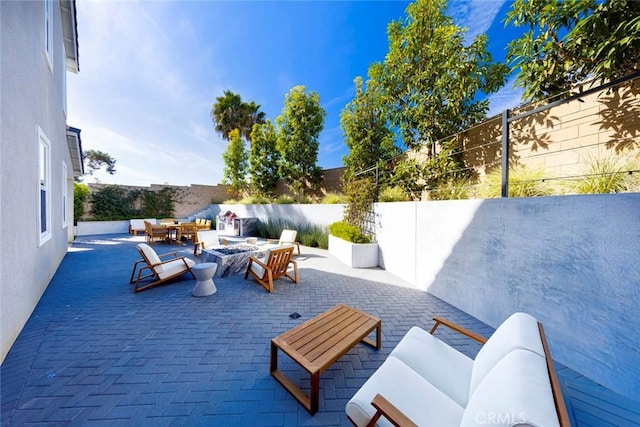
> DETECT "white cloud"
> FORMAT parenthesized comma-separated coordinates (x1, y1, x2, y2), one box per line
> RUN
(68, 1, 227, 187)
(450, 0, 507, 42)
(487, 76, 525, 116)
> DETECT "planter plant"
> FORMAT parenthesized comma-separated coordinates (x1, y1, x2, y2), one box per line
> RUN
(328, 221, 378, 268)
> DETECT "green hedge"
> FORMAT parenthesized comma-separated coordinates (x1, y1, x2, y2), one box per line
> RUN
(328, 221, 371, 244)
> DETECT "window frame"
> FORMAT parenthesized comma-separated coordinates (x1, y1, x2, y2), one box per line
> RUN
(44, 0, 54, 72)
(38, 126, 52, 246)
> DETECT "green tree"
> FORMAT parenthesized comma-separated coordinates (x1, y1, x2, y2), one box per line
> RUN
(506, 0, 640, 101)
(222, 129, 249, 198)
(89, 185, 138, 220)
(377, 0, 508, 152)
(73, 182, 90, 224)
(340, 75, 398, 193)
(249, 120, 280, 196)
(276, 85, 326, 196)
(83, 149, 116, 175)
(211, 91, 266, 141)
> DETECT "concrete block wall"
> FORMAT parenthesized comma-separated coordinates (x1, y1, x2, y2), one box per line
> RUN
(375, 193, 640, 401)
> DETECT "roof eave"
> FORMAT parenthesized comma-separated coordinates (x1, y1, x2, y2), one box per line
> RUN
(60, 0, 79, 73)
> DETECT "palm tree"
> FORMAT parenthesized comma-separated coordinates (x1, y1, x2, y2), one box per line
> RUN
(211, 91, 266, 142)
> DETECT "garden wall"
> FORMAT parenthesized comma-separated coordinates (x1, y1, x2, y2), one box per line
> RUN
(375, 193, 640, 401)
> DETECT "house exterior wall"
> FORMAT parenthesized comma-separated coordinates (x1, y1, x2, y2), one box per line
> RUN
(1, 1, 77, 363)
(375, 194, 640, 401)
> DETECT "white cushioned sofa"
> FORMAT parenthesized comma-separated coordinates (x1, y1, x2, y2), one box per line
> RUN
(346, 312, 570, 427)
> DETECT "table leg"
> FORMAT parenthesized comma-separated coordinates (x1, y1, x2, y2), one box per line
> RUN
(361, 321, 382, 350)
(310, 372, 320, 415)
(270, 340, 278, 372)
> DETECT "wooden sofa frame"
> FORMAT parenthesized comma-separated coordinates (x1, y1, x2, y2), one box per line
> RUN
(359, 316, 571, 427)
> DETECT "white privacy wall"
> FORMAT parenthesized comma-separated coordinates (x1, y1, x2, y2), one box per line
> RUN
(375, 194, 640, 402)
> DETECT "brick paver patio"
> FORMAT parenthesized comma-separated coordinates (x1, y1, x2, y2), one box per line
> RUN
(2, 234, 639, 426)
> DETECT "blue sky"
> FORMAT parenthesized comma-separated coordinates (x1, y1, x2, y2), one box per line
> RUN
(68, 0, 523, 187)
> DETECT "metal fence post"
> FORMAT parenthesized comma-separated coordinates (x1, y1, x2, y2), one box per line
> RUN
(501, 109, 510, 198)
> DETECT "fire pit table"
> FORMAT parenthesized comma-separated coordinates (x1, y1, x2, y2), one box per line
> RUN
(202, 244, 268, 278)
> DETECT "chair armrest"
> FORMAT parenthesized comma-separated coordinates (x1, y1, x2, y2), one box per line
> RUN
(248, 256, 268, 269)
(429, 316, 488, 344)
(156, 251, 179, 259)
(367, 394, 417, 427)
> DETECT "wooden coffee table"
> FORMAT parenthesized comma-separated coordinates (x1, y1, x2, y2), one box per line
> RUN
(270, 304, 382, 414)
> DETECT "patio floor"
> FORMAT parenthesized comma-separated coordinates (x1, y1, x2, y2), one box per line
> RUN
(1, 234, 639, 426)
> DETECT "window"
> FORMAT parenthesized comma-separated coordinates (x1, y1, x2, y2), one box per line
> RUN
(44, 0, 53, 72)
(62, 163, 68, 229)
(38, 127, 52, 245)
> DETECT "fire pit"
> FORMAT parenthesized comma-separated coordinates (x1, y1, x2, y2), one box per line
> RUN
(202, 244, 268, 278)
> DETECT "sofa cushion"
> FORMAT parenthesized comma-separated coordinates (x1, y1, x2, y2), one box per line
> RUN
(389, 326, 473, 407)
(158, 257, 195, 280)
(461, 349, 559, 427)
(346, 356, 464, 427)
(469, 312, 545, 398)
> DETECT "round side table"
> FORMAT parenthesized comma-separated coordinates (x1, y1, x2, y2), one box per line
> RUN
(191, 262, 218, 296)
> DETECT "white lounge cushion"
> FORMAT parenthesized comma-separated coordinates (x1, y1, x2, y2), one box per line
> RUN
(469, 312, 544, 397)
(461, 349, 559, 427)
(279, 229, 297, 244)
(249, 250, 270, 279)
(158, 258, 195, 280)
(346, 356, 464, 427)
(389, 326, 473, 407)
(138, 243, 164, 273)
(197, 230, 220, 249)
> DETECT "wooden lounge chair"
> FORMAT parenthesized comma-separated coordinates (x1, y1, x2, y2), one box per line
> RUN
(267, 229, 301, 254)
(244, 246, 298, 293)
(144, 220, 168, 244)
(129, 243, 196, 293)
(193, 230, 227, 255)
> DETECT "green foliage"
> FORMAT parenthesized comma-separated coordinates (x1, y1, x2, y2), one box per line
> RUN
(328, 221, 372, 244)
(320, 192, 346, 204)
(73, 182, 90, 224)
(222, 129, 249, 199)
(475, 166, 553, 199)
(89, 185, 138, 220)
(343, 176, 376, 231)
(211, 90, 266, 141)
(378, 186, 410, 202)
(236, 195, 271, 204)
(377, 0, 508, 151)
(565, 155, 640, 194)
(390, 158, 426, 200)
(429, 178, 472, 200)
(249, 120, 280, 196)
(88, 185, 176, 220)
(274, 195, 295, 204)
(256, 219, 328, 249)
(83, 149, 116, 175)
(506, 0, 640, 101)
(276, 85, 326, 196)
(340, 76, 398, 187)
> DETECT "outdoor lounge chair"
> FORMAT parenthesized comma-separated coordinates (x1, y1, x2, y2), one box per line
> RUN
(130, 243, 196, 293)
(244, 245, 298, 293)
(177, 222, 198, 243)
(193, 230, 227, 255)
(267, 229, 301, 254)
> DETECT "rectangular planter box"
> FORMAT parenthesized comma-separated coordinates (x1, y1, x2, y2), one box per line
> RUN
(328, 234, 379, 268)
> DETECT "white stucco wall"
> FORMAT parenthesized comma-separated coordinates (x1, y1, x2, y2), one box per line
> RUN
(1, 1, 75, 363)
(376, 194, 640, 401)
(212, 203, 345, 228)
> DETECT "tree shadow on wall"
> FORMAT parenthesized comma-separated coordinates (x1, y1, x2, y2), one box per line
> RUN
(595, 80, 640, 153)
(510, 106, 558, 155)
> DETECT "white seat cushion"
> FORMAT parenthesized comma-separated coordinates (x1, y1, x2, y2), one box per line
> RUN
(346, 356, 464, 427)
(138, 243, 164, 273)
(461, 349, 560, 427)
(249, 250, 270, 279)
(158, 257, 195, 280)
(389, 326, 473, 407)
(469, 312, 545, 397)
